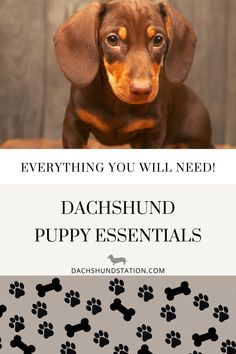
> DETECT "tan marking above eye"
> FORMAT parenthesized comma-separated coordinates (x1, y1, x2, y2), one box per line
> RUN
(147, 26, 156, 39)
(118, 27, 127, 40)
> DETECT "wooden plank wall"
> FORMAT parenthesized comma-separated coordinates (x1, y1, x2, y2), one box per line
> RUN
(0, 0, 235, 145)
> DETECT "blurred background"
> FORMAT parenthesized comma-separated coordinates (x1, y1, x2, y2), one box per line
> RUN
(0, 0, 236, 146)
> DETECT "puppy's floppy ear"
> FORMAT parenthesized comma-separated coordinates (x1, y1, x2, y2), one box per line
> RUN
(54, 1, 105, 88)
(158, 2, 197, 84)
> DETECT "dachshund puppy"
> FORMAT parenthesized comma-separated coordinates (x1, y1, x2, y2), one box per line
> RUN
(54, 0, 212, 148)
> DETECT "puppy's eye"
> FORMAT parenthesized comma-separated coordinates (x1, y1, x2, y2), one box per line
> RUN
(153, 34, 164, 47)
(106, 34, 120, 47)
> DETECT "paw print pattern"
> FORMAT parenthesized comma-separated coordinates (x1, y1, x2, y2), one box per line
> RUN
(138, 345, 153, 354)
(38, 321, 54, 339)
(193, 294, 209, 311)
(31, 302, 47, 319)
(0, 305, 7, 318)
(9, 282, 25, 299)
(86, 298, 102, 315)
(190, 352, 202, 354)
(138, 285, 154, 302)
(136, 325, 152, 342)
(221, 340, 236, 353)
(9, 315, 25, 332)
(114, 344, 129, 354)
(64, 291, 81, 308)
(165, 331, 182, 348)
(93, 330, 109, 348)
(214, 305, 229, 322)
(160, 305, 176, 322)
(0, 337, 2, 349)
(60, 341, 76, 354)
(109, 278, 125, 296)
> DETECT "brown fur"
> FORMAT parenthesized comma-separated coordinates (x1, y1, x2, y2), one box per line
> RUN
(77, 109, 110, 132)
(122, 119, 156, 134)
(54, 0, 212, 149)
(163, 13, 172, 39)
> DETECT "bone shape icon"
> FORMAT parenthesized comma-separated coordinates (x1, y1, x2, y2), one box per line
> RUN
(10, 335, 36, 354)
(36, 278, 62, 297)
(110, 298, 136, 321)
(165, 281, 191, 301)
(192, 327, 218, 347)
(65, 318, 91, 337)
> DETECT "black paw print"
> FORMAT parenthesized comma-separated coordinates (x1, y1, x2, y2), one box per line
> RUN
(86, 298, 102, 315)
(221, 340, 236, 353)
(9, 315, 25, 332)
(9, 282, 25, 299)
(114, 344, 129, 354)
(165, 331, 182, 348)
(0, 305, 7, 318)
(214, 305, 229, 322)
(193, 294, 209, 311)
(190, 351, 202, 354)
(136, 325, 152, 342)
(138, 345, 153, 354)
(138, 285, 154, 302)
(60, 341, 76, 354)
(94, 330, 109, 348)
(160, 305, 176, 322)
(109, 278, 125, 296)
(0, 337, 2, 349)
(32, 302, 47, 319)
(38, 321, 54, 339)
(64, 291, 81, 308)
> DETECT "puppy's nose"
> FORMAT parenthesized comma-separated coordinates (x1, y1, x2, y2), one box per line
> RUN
(129, 80, 152, 96)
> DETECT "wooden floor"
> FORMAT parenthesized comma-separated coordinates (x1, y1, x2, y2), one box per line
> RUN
(0, 139, 235, 149)
(0, 139, 129, 149)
